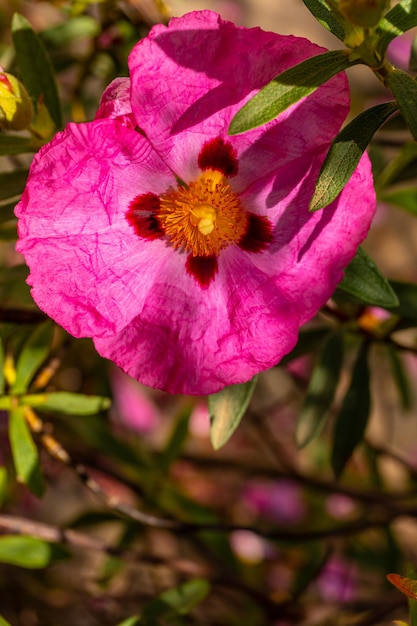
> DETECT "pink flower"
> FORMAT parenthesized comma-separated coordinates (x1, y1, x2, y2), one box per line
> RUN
(15, 11, 376, 395)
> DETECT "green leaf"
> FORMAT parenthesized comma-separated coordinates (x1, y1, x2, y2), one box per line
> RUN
(0, 615, 12, 626)
(12, 322, 54, 394)
(0, 336, 5, 395)
(296, 331, 344, 447)
(139, 579, 210, 623)
(8, 407, 45, 497)
(12, 13, 62, 130)
(331, 342, 371, 477)
(310, 101, 398, 211)
(389, 280, 417, 321)
(209, 377, 258, 449)
(0, 135, 40, 155)
(381, 187, 417, 214)
(159, 406, 191, 472)
(302, 0, 345, 40)
(386, 345, 412, 411)
(0, 169, 28, 201)
(377, 0, 417, 55)
(116, 618, 140, 626)
(40, 15, 100, 48)
(376, 142, 417, 189)
(23, 391, 111, 415)
(0, 535, 53, 568)
(337, 247, 399, 308)
(0, 467, 8, 507)
(385, 69, 417, 141)
(228, 50, 355, 134)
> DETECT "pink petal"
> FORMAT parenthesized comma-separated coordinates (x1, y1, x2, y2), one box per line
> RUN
(95, 77, 135, 127)
(94, 247, 299, 395)
(128, 10, 349, 191)
(16, 118, 177, 337)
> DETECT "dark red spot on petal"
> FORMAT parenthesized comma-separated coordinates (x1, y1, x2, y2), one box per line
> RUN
(238, 213, 273, 253)
(186, 254, 218, 288)
(126, 192, 165, 240)
(198, 137, 239, 177)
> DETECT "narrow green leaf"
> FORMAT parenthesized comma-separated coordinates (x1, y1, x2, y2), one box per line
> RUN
(0, 467, 8, 507)
(0, 135, 40, 155)
(377, 0, 417, 54)
(209, 377, 258, 449)
(410, 32, 417, 71)
(376, 142, 417, 189)
(296, 331, 344, 447)
(229, 50, 355, 134)
(381, 187, 417, 214)
(8, 407, 45, 497)
(310, 101, 398, 211)
(386, 345, 412, 411)
(385, 69, 417, 141)
(116, 618, 140, 626)
(0, 615, 12, 626)
(0, 336, 5, 395)
(0, 169, 28, 201)
(140, 579, 210, 622)
(12, 13, 62, 129)
(0, 535, 52, 568)
(159, 407, 191, 472)
(23, 391, 111, 415)
(332, 342, 371, 477)
(302, 0, 345, 40)
(337, 247, 399, 308)
(12, 321, 54, 394)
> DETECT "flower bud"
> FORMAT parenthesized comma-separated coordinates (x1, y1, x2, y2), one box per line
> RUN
(339, 0, 390, 27)
(0, 71, 33, 131)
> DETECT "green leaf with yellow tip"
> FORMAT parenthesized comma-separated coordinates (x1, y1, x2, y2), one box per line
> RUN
(12, 321, 54, 394)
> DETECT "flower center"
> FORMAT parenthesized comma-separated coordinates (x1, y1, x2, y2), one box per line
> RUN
(158, 170, 248, 257)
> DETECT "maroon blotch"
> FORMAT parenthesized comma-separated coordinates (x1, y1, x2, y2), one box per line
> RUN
(238, 213, 273, 253)
(126, 193, 165, 240)
(186, 254, 218, 288)
(198, 137, 239, 177)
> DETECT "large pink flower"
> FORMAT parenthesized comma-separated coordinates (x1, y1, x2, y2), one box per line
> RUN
(15, 10, 376, 395)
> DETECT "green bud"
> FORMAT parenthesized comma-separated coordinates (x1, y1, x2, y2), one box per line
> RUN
(339, 0, 390, 27)
(0, 70, 33, 131)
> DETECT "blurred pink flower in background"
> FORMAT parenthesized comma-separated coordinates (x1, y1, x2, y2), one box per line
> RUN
(315, 555, 358, 603)
(243, 480, 307, 524)
(16, 10, 375, 395)
(110, 365, 161, 433)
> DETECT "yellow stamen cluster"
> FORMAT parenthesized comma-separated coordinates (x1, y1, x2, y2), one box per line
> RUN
(159, 170, 247, 257)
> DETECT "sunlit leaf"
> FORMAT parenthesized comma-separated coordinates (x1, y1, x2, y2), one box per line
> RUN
(385, 69, 417, 141)
(209, 376, 258, 449)
(297, 330, 344, 447)
(0, 615, 12, 626)
(8, 407, 45, 497)
(310, 101, 397, 211)
(0, 535, 66, 568)
(331, 342, 371, 477)
(229, 50, 356, 134)
(12, 321, 54, 394)
(377, 0, 417, 54)
(337, 247, 399, 307)
(12, 13, 62, 129)
(302, 0, 345, 40)
(23, 391, 111, 415)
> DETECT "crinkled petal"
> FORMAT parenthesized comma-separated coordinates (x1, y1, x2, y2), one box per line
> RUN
(95, 77, 135, 127)
(128, 10, 349, 190)
(94, 248, 299, 395)
(239, 150, 376, 324)
(15, 118, 177, 337)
